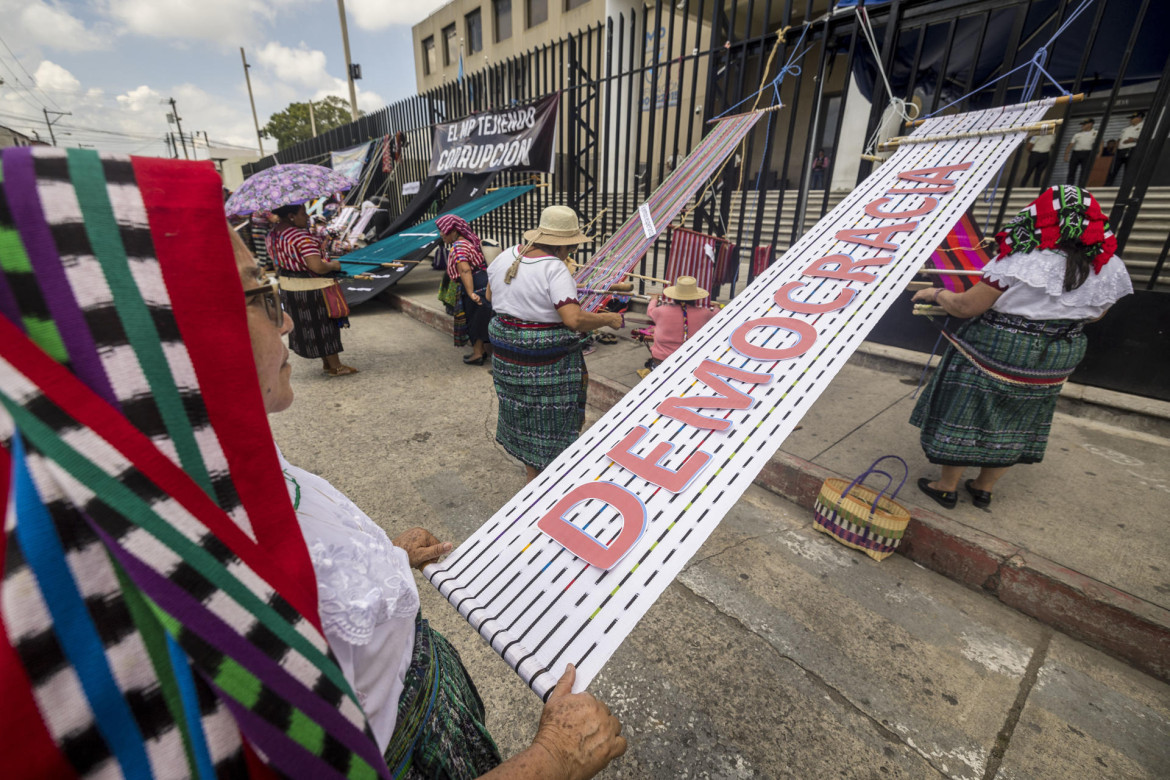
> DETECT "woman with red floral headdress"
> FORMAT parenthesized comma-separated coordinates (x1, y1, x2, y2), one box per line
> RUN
(909, 186, 1132, 510)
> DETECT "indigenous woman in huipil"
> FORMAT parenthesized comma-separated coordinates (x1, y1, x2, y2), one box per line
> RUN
(268, 202, 359, 376)
(486, 206, 624, 483)
(437, 213, 493, 365)
(910, 186, 1132, 509)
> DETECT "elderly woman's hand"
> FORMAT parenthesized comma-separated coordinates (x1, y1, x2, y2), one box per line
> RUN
(911, 287, 942, 304)
(531, 665, 626, 780)
(391, 527, 454, 570)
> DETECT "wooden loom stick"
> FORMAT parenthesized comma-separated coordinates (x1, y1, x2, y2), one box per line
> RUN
(912, 305, 948, 316)
(570, 260, 669, 286)
(907, 92, 1084, 127)
(879, 120, 1064, 151)
(917, 268, 985, 277)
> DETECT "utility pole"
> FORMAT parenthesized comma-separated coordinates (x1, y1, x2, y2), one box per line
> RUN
(336, 0, 359, 119)
(42, 108, 71, 147)
(167, 98, 189, 159)
(308, 99, 318, 137)
(240, 47, 265, 156)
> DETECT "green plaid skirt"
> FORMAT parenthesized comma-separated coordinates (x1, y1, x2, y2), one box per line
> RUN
(910, 311, 1086, 467)
(384, 615, 501, 779)
(489, 316, 589, 470)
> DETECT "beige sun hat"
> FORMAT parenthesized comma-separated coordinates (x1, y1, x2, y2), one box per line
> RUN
(522, 205, 593, 246)
(663, 276, 709, 301)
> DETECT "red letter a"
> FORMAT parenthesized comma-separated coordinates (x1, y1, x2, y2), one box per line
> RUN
(892, 162, 973, 192)
(537, 482, 646, 570)
(656, 359, 772, 431)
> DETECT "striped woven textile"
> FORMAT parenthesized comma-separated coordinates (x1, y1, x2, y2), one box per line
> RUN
(928, 212, 990, 293)
(0, 148, 388, 779)
(751, 244, 773, 278)
(664, 227, 719, 305)
(574, 111, 761, 311)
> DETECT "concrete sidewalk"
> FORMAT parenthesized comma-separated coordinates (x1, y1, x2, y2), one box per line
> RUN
(382, 267, 1170, 685)
(272, 304, 1170, 778)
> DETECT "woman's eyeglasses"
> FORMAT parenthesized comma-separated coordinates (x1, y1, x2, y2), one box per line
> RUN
(244, 276, 284, 327)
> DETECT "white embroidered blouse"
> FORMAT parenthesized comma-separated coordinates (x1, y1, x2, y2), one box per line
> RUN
(983, 249, 1133, 321)
(278, 451, 419, 753)
(486, 246, 579, 322)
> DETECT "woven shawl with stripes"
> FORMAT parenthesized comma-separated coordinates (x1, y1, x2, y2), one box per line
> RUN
(0, 148, 389, 779)
(573, 112, 761, 311)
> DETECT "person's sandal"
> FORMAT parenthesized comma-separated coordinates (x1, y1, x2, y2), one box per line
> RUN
(326, 365, 359, 376)
(965, 479, 992, 509)
(596, 332, 618, 345)
(917, 477, 957, 509)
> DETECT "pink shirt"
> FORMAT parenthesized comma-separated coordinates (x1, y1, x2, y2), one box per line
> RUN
(647, 299, 717, 361)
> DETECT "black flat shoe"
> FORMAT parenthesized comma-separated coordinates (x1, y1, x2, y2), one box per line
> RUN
(917, 477, 957, 509)
(965, 479, 992, 509)
(463, 355, 486, 365)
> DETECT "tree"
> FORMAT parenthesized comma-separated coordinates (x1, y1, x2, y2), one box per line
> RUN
(261, 96, 360, 149)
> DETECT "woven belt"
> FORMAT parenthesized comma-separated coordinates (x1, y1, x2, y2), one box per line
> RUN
(278, 276, 335, 291)
(980, 310, 1084, 338)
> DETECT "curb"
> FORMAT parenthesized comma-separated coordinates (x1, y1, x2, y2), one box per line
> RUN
(387, 291, 1170, 684)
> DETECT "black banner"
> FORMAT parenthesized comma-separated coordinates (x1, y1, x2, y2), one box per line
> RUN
(429, 93, 559, 177)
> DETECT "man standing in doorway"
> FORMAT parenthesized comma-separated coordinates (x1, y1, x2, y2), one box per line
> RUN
(1021, 130, 1055, 189)
(1064, 118, 1097, 185)
(1107, 111, 1144, 186)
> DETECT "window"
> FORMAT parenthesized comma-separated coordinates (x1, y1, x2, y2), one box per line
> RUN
(442, 24, 457, 66)
(466, 9, 483, 54)
(566, 0, 589, 9)
(527, 0, 547, 28)
(494, 0, 512, 42)
(422, 36, 436, 75)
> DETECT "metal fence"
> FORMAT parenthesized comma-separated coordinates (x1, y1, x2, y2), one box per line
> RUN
(244, 0, 1170, 290)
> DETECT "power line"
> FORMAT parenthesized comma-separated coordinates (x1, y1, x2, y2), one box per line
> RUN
(0, 31, 62, 109)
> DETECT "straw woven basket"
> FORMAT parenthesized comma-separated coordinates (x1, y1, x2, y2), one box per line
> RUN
(813, 456, 911, 562)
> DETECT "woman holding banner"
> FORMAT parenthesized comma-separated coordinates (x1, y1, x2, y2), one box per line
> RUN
(0, 148, 626, 779)
(909, 186, 1131, 509)
(487, 206, 624, 483)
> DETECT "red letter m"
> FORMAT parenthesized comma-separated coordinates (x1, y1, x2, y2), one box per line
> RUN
(655, 359, 772, 432)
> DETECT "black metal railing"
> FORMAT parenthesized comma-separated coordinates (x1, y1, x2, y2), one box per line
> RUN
(243, 0, 1170, 290)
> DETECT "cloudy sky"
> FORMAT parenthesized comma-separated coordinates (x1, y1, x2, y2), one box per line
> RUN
(0, 0, 450, 159)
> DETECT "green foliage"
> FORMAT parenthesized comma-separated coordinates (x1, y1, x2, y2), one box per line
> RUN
(261, 96, 360, 149)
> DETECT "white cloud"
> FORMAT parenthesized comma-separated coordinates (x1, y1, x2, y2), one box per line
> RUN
(347, 0, 450, 31)
(16, 1, 108, 52)
(115, 84, 163, 113)
(256, 42, 331, 89)
(34, 60, 81, 95)
(105, 0, 283, 46)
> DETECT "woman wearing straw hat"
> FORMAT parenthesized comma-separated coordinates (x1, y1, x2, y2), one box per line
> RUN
(644, 276, 719, 372)
(486, 205, 624, 483)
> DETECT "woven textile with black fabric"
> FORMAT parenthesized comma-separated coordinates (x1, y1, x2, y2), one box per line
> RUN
(0, 147, 387, 778)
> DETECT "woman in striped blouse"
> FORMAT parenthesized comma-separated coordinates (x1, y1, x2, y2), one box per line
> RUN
(268, 203, 359, 376)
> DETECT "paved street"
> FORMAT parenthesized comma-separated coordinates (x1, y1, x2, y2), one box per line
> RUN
(271, 303, 1170, 779)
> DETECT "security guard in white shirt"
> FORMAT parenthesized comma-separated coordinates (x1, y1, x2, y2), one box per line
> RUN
(1107, 111, 1144, 186)
(1064, 118, 1097, 185)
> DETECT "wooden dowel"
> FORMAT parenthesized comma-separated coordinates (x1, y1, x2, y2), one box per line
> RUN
(917, 268, 985, 277)
(879, 119, 1064, 151)
(577, 287, 652, 301)
(908, 93, 1084, 126)
(571, 261, 669, 286)
(859, 153, 886, 162)
(912, 305, 948, 316)
(706, 103, 785, 124)
(486, 182, 549, 192)
(906, 281, 933, 291)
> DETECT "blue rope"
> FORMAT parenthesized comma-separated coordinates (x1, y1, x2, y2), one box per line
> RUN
(712, 24, 812, 120)
(923, 0, 1097, 119)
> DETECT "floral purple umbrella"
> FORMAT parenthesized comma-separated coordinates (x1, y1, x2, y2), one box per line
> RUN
(224, 163, 356, 217)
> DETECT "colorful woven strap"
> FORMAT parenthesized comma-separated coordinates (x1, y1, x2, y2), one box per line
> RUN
(993, 185, 1116, 273)
(0, 147, 389, 778)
